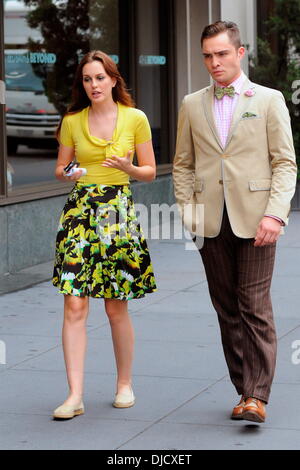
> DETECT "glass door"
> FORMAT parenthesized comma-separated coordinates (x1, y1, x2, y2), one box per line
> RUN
(135, 0, 175, 164)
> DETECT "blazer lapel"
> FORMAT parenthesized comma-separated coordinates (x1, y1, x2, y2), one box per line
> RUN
(202, 85, 223, 151)
(224, 78, 256, 149)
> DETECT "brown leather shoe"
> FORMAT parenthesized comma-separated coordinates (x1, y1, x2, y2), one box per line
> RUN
(242, 397, 266, 423)
(231, 396, 246, 420)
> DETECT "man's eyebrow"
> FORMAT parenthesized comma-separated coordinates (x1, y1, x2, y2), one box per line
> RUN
(202, 49, 230, 55)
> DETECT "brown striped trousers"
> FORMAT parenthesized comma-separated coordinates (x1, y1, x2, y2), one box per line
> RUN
(199, 206, 277, 403)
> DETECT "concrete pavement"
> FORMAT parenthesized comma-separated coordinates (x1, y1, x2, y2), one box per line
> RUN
(0, 211, 299, 450)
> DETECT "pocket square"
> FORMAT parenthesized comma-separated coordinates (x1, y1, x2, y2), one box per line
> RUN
(242, 112, 258, 119)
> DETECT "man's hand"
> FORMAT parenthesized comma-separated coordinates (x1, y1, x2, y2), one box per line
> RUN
(254, 216, 282, 247)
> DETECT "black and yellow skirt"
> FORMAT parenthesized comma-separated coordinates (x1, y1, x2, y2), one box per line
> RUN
(52, 183, 157, 300)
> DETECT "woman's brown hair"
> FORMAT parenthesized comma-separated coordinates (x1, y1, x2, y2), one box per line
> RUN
(56, 50, 135, 138)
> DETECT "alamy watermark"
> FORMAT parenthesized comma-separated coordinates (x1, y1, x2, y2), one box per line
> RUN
(0, 340, 6, 365)
(0, 80, 5, 105)
(291, 340, 300, 365)
(292, 80, 300, 105)
(94, 202, 205, 251)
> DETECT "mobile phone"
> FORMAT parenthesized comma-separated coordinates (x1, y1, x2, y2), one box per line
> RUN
(64, 161, 78, 174)
(66, 167, 87, 176)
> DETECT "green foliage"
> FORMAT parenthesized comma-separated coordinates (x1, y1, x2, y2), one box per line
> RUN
(249, 0, 300, 178)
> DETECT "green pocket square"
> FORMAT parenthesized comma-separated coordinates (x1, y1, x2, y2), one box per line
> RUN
(242, 112, 258, 118)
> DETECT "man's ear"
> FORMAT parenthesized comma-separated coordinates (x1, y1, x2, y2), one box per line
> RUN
(238, 46, 245, 60)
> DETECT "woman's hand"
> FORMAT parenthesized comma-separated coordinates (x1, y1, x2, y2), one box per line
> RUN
(101, 141, 156, 182)
(55, 143, 78, 182)
(62, 169, 84, 181)
(101, 150, 133, 173)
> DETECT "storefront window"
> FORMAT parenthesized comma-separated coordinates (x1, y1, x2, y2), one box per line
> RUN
(135, 0, 172, 164)
(4, 0, 119, 192)
(0, 0, 174, 200)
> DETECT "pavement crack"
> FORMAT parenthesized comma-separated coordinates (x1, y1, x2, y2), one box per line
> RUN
(115, 374, 227, 449)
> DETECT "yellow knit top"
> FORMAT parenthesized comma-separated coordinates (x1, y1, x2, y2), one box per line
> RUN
(59, 102, 152, 185)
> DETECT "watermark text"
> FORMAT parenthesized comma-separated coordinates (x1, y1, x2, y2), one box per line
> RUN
(291, 340, 300, 365)
(0, 340, 6, 365)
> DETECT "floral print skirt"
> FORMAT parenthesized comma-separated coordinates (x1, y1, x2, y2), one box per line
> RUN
(52, 182, 157, 300)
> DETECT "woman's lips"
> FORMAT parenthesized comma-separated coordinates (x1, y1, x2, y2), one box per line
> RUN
(92, 91, 102, 97)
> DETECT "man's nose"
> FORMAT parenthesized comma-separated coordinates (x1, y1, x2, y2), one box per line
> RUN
(211, 55, 220, 68)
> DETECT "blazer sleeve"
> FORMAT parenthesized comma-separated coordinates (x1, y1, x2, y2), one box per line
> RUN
(264, 91, 298, 224)
(172, 97, 196, 209)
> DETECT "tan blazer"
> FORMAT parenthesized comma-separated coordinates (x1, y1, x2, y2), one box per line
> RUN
(173, 76, 298, 238)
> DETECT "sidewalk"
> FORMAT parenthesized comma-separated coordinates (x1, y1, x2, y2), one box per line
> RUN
(0, 211, 299, 450)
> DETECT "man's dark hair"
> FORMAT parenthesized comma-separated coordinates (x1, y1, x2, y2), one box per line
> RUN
(201, 21, 242, 49)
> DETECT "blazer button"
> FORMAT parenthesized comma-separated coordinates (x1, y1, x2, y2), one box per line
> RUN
(219, 180, 223, 184)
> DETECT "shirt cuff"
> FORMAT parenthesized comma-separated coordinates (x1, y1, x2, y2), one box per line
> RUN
(264, 214, 285, 226)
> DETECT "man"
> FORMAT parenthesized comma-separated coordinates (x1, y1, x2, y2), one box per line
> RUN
(173, 21, 297, 423)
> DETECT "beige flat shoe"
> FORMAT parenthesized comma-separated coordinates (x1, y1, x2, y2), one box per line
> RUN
(113, 388, 135, 408)
(53, 400, 85, 419)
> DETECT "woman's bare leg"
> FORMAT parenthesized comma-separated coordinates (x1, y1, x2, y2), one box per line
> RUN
(61, 294, 89, 405)
(105, 299, 134, 394)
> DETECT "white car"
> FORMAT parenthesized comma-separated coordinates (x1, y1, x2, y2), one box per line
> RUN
(5, 50, 61, 154)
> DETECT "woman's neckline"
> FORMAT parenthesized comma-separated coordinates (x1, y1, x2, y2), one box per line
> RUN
(86, 101, 120, 142)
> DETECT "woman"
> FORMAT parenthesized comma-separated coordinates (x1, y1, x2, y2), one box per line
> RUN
(52, 50, 157, 419)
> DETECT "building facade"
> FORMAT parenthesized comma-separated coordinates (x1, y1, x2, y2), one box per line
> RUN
(0, 0, 257, 276)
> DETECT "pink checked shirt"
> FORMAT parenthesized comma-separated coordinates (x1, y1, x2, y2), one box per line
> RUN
(213, 71, 284, 225)
(214, 71, 246, 148)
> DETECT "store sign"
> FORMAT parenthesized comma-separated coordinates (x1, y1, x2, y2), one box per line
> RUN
(6, 52, 57, 64)
(110, 55, 119, 64)
(139, 55, 166, 65)
(77, 54, 119, 64)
